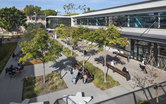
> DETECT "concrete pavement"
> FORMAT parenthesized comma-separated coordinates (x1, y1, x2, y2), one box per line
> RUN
(0, 38, 166, 104)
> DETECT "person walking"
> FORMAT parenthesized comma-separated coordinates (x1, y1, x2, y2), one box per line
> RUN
(83, 72, 88, 84)
(116, 49, 120, 57)
(111, 60, 115, 66)
(70, 66, 75, 83)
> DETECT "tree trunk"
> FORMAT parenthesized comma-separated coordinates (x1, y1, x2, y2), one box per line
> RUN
(104, 45, 107, 83)
(70, 38, 73, 56)
(83, 45, 85, 73)
(156, 86, 159, 104)
(43, 62, 46, 83)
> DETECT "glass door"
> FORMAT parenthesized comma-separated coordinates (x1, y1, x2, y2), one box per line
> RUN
(138, 45, 143, 61)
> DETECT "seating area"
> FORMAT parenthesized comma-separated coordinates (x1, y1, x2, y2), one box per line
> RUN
(73, 61, 94, 83)
(61, 40, 70, 45)
(94, 58, 130, 81)
(5, 64, 24, 77)
(72, 45, 87, 55)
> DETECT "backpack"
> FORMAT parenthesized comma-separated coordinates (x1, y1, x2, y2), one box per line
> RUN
(70, 68, 73, 74)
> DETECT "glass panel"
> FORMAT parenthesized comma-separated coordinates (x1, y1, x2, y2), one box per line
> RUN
(160, 16, 166, 28)
(74, 12, 166, 29)
(97, 17, 105, 26)
(134, 44, 137, 60)
(138, 45, 143, 61)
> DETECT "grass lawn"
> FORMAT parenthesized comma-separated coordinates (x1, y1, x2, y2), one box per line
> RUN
(82, 61, 120, 90)
(0, 42, 17, 73)
(62, 47, 78, 58)
(22, 72, 67, 99)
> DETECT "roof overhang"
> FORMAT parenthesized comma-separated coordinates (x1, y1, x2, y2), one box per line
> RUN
(72, 0, 166, 18)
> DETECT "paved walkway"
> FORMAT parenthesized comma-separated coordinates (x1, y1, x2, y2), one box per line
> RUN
(0, 39, 23, 104)
(0, 38, 166, 104)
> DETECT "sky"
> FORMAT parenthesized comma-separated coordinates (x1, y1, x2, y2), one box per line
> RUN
(0, 0, 146, 15)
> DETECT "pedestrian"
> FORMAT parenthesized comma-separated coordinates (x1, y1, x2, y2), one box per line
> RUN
(111, 60, 115, 66)
(140, 58, 146, 71)
(83, 72, 88, 84)
(70, 66, 75, 83)
(116, 49, 120, 57)
(74, 68, 79, 84)
(127, 55, 130, 62)
(12, 53, 16, 58)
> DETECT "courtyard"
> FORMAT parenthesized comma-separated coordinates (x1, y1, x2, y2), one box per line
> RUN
(0, 38, 166, 104)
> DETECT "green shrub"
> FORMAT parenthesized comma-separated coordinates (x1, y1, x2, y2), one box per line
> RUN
(56, 80, 64, 88)
(34, 86, 43, 94)
(24, 86, 34, 91)
(98, 46, 103, 52)
(49, 84, 57, 91)
(137, 100, 150, 104)
(0, 42, 17, 73)
(23, 91, 36, 99)
(25, 77, 35, 86)
(82, 61, 120, 90)
(46, 73, 53, 81)
(23, 72, 66, 99)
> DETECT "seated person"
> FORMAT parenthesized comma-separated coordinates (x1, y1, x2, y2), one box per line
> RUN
(17, 63, 24, 71)
(122, 67, 128, 73)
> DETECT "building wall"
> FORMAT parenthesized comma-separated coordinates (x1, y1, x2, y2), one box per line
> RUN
(46, 17, 71, 29)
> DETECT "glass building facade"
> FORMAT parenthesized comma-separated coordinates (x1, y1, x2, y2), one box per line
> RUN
(73, 12, 166, 70)
(130, 39, 166, 70)
(74, 12, 166, 29)
(46, 17, 71, 29)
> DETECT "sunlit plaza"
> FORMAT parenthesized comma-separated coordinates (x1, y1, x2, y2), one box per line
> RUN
(0, 0, 166, 104)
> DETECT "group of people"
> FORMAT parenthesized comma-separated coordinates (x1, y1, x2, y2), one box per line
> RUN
(70, 65, 94, 84)
(5, 50, 24, 77)
(5, 64, 24, 77)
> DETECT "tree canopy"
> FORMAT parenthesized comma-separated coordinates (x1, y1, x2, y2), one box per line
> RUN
(55, 24, 129, 82)
(20, 28, 61, 63)
(41, 9, 57, 16)
(20, 28, 62, 83)
(0, 7, 26, 32)
(23, 23, 45, 41)
(63, 3, 90, 15)
(24, 5, 41, 16)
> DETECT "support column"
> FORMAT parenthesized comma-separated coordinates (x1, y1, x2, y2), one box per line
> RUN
(127, 15, 130, 27)
(154, 43, 158, 66)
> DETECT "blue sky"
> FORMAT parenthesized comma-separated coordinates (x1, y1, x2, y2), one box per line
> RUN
(0, 0, 146, 15)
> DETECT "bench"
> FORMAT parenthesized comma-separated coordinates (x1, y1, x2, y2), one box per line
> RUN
(113, 51, 129, 58)
(61, 40, 67, 44)
(94, 58, 130, 81)
(72, 45, 86, 54)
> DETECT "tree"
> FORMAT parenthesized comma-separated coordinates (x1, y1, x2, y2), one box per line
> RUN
(84, 8, 96, 13)
(41, 9, 57, 16)
(24, 5, 41, 16)
(63, 3, 88, 15)
(34, 6, 41, 14)
(0, 7, 26, 32)
(63, 3, 75, 14)
(70, 26, 90, 69)
(78, 5, 87, 13)
(19, 28, 62, 83)
(23, 23, 45, 41)
(93, 25, 129, 82)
